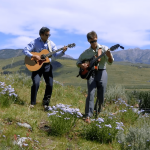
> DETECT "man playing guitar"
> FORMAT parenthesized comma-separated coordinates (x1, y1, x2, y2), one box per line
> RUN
(23, 27, 67, 110)
(76, 31, 114, 123)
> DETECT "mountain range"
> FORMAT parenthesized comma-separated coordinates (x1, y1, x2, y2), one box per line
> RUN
(0, 49, 74, 60)
(111, 47, 150, 64)
(1, 48, 150, 64)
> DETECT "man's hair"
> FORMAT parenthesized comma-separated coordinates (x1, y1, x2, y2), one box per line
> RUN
(87, 31, 97, 40)
(39, 27, 50, 35)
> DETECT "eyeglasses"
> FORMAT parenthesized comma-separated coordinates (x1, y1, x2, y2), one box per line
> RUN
(44, 34, 51, 37)
(90, 40, 97, 43)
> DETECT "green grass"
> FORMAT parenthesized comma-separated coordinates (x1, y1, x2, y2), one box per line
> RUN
(1, 57, 150, 149)
(0, 73, 150, 149)
(0, 73, 121, 149)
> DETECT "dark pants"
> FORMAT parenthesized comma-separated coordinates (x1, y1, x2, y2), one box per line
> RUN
(31, 63, 53, 105)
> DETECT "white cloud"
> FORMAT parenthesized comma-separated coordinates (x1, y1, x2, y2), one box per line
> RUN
(0, 0, 150, 49)
(1, 36, 33, 49)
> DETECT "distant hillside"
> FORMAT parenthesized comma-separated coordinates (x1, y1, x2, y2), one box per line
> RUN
(0, 49, 23, 59)
(112, 48, 150, 64)
(0, 49, 74, 60)
(1, 48, 150, 64)
(62, 54, 74, 59)
(1, 55, 150, 89)
(1, 58, 62, 75)
(2, 59, 62, 71)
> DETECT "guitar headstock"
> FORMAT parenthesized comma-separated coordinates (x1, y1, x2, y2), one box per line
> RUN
(67, 43, 76, 48)
(110, 44, 124, 51)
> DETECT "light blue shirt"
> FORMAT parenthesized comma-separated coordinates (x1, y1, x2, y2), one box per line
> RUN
(23, 37, 64, 61)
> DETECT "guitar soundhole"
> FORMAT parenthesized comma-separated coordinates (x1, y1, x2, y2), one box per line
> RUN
(39, 60, 45, 65)
(41, 54, 46, 59)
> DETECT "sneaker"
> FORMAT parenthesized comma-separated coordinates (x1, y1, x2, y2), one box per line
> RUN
(29, 105, 34, 109)
(85, 117, 91, 123)
(44, 105, 49, 111)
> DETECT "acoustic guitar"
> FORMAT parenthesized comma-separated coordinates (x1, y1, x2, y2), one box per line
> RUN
(77, 44, 124, 80)
(25, 43, 75, 71)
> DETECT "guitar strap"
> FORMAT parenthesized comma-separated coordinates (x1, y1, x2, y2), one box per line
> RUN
(95, 44, 102, 68)
(97, 48, 102, 62)
(47, 40, 52, 52)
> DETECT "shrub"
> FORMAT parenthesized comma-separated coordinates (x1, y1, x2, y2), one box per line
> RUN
(0, 82, 23, 107)
(105, 84, 127, 103)
(47, 104, 81, 136)
(117, 120, 150, 150)
(138, 91, 150, 111)
(125, 90, 140, 106)
(81, 115, 124, 143)
(116, 107, 139, 125)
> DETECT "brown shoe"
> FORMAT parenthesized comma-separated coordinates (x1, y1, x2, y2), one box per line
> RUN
(29, 105, 34, 109)
(85, 117, 91, 123)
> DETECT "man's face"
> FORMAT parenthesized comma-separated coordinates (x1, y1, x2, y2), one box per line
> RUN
(88, 37, 97, 48)
(40, 31, 50, 41)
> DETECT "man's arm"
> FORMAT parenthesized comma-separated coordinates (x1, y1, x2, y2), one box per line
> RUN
(23, 41, 35, 58)
(23, 41, 41, 61)
(76, 51, 89, 69)
(102, 45, 114, 64)
(51, 41, 67, 58)
(105, 50, 114, 63)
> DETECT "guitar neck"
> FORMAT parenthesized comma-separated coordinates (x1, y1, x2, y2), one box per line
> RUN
(43, 43, 75, 58)
(88, 44, 123, 69)
(91, 50, 109, 65)
(45, 47, 64, 58)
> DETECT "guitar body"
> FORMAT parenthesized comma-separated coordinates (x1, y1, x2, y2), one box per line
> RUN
(25, 49, 50, 72)
(79, 67, 94, 80)
(78, 57, 98, 80)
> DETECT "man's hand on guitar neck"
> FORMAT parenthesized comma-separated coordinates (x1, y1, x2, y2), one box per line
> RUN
(105, 50, 113, 63)
(62, 46, 68, 53)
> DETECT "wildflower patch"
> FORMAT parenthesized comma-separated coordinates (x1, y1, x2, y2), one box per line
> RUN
(81, 115, 124, 143)
(47, 103, 82, 136)
(0, 81, 20, 107)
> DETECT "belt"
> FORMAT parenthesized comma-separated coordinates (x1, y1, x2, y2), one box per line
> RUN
(98, 69, 106, 70)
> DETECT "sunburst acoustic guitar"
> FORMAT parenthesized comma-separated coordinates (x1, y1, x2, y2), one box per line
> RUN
(25, 43, 76, 72)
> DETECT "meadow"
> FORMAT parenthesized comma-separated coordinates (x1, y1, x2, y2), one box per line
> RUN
(1, 56, 150, 90)
(0, 57, 150, 149)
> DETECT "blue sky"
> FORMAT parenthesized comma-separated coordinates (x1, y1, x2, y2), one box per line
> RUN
(0, 0, 150, 58)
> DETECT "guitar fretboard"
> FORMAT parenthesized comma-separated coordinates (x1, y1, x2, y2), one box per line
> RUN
(45, 48, 64, 58)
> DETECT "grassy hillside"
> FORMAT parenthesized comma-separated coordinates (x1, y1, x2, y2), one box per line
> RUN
(0, 49, 23, 59)
(1, 73, 150, 149)
(0, 73, 120, 149)
(1, 56, 150, 90)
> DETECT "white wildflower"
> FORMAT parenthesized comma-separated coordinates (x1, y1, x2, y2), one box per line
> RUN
(64, 117, 70, 120)
(96, 118, 104, 122)
(96, 124, 102, 128)
(77, 112, 83, 117)
(47, 112, 57, 117)
(105, 124, 112, 128)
